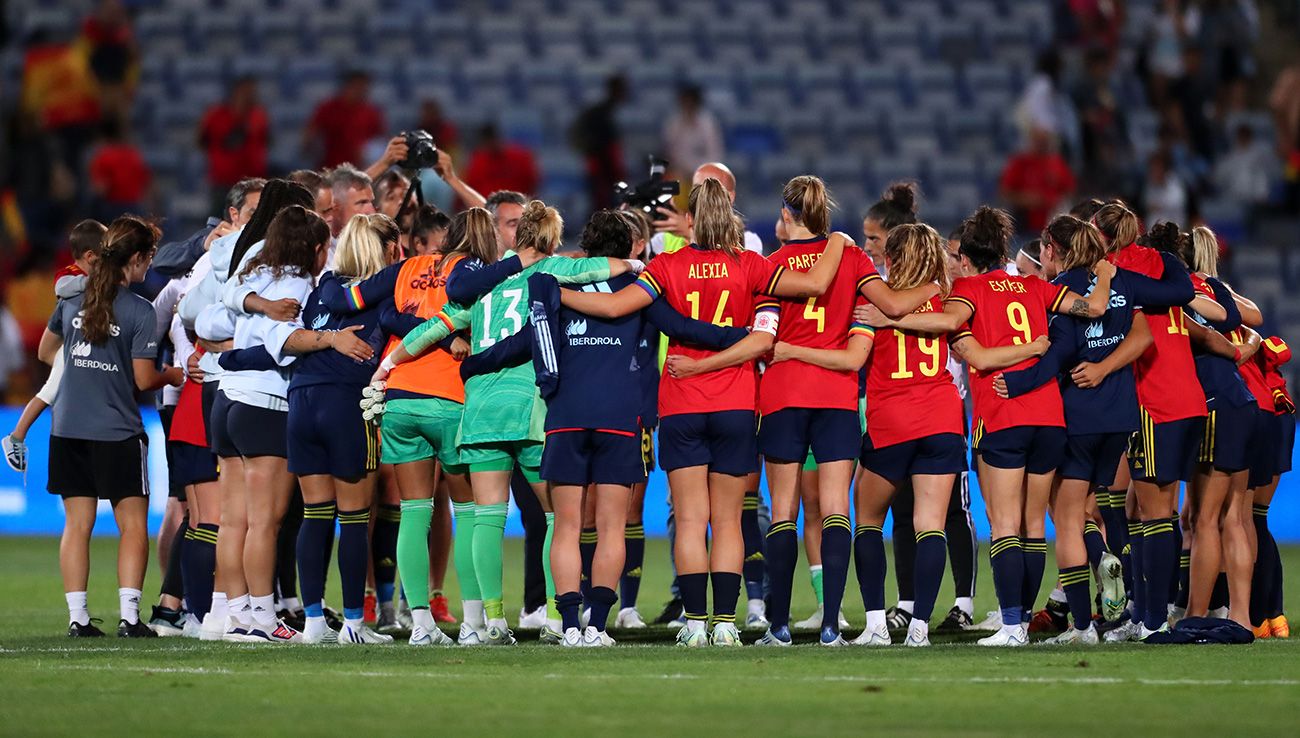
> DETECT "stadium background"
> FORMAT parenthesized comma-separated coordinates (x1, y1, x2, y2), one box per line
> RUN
(2, 0, 1298, 537)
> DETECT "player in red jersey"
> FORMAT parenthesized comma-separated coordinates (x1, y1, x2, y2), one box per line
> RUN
(1092, 205, 1210, 638)
(1252, 335, 1294, 637)
(558, 178, 847, 646)
(863, 207, 1112, 647)
(664, 177, 938, 646)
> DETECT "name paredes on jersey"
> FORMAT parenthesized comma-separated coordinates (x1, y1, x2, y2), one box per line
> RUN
(565, 319, 622, 346)
(687, 262, 729, 280)
(784, 252, 821, 271)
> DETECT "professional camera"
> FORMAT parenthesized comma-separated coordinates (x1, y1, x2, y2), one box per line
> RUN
(400, 129, 438, 170)
(615, 156, 680, 221)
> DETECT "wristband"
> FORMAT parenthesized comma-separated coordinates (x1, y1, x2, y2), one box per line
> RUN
(380, 355, 397, 373)
(625, 259, 646, 274)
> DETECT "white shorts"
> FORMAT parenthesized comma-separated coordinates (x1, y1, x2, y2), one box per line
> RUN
(35, 350, 64, 405)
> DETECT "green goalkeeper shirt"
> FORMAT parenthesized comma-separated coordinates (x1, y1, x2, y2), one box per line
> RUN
(401, 251, 615, 446)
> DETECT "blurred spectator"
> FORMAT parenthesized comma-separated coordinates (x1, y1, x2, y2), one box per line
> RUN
(1157, 106, 1209, 192)
(1144, 0, 1198, 106)
(80, 0, 137, 125)
(1269, 54, 1300, 208)
(198, 76, 269, 215)
(1142, 149, 1191, 226)
(663, 84, 724, 180)
(1167, 46, 1216, 161)
(1213, 124, 1274, 208)
(1197, 0, 1258, 118)
(1071, 46, 1128, 193)
(571, 74, 627, 210)
(305, 71, 385, 169)
(999, 128, 1076, 234)
(20, 30, 101, 176)
(1057, 0, 1125, 51)
(463, 123, 540, 201)
(416, 99, 459, 154)
(1014, 50, 1078, 158)
(87, 118, 150, 223)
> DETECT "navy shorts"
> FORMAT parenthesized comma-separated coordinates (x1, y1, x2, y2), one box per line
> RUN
(859, 432, 966, 483)
(212, 397, 288, 459)
(1060, 432, 1129, 486)
(202, 380, 220, 449)
(1277, 412, 1296, 476)
(287, 384, 378, 480)
(1128, 413, 1203, 486)
(1198, 403, 1256, 474)
(659, 410, 758, 476)
(975, 425, 1066, 474)
(170, 441, 218, 489)
(542, 429, 647, 486)
(159, 406, 184, 500)
(758, 407, 860, 464)
(1249, 409, 1286, 489)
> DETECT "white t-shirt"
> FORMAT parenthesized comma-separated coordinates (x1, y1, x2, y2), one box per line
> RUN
(648, 229, 764, 257)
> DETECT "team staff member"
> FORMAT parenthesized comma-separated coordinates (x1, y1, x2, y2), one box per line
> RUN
(40, 216, 183, 637)
(1251, 334, 1293, 637)
(529, 210, 749, 646)
(374, 201, 637, 645)
(561, 178, 848, 646)
(863, 206, 1113, 647)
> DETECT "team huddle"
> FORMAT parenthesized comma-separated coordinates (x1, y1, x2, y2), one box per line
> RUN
(15, 160, 1293, 649)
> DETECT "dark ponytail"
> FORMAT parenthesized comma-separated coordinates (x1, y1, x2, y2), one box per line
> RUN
(864, 182, 919, 231)
(240, 206, 330, 281)
(230, 179, 316, 270)
(958, 206, 1014, 273)
(781, 175, 834, 236)
(82, 216, 160, 344)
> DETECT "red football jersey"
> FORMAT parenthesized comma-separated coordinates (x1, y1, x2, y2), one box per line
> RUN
(1109, 243, 1207, 423)
(637, 245, 784, 417)
(947, 269, 1066, 433)
(1260, 336, 1293, 411)
(863, 296, 965, 446)
(1229, 327, 1274, 411)
(759, 239, 881, 414)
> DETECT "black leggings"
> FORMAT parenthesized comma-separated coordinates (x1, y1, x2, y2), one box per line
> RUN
(890, 472, 977, 602)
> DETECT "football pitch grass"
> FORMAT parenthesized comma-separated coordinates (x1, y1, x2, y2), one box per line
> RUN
(1, 536, 1298, 736)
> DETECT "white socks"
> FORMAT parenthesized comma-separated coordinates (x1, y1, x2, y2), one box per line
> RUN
(118, 587, 142, 625)
(897, 600, 915, 614)
(250, 594, 276, 629)
(229, 594, 252, 628)
(210, 591, 228, 621)
(280, 596, 301, 613)
(685, 619, 706, 634)
(462, 600, 486, 631)
(908, 618, 929, 638)
(66, 591, 89, 626)
(411, 607, 436, 633)
(1048, 587, 1067, 605)
(747, 598, 766, 616)
(866, 609, 887, 631)
(955, 597, 974, 617)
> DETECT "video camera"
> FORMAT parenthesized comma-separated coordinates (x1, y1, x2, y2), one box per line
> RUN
(399, 129, 438, 170)
(615, 156, 680, 221)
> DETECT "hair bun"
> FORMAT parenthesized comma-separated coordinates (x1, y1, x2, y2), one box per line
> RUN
(966, 205, 1013, 246)
(884, 182, 918, 216)
(523, 200, 549, 220)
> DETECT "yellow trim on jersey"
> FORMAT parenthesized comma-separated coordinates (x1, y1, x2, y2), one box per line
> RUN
(857, 272, 883, 292)
(1264, 337, 1288, 353)
(765, 265, 787, 295)
(1049, 284, 1069, 313)
(945, 295, 976, 314)
(972, 418, 985, 449)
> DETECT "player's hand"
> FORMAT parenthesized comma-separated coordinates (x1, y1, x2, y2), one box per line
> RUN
(330, 325, 375, 363)
(654, 207, 689, 238)
(1030, 334, 1050, 356)
(250, 295, 301, 322)
(203, 221, 235, 252)
(993, 373, 1009, 399)
(382, 136, 409, 168)
(185, 352, 205, 383)
(1070, 361, 1108, 389)
(855, 304, 892, 328)
(771, 341, 794, 364)
(1093, 259, 1116, 280)
(164, 366, 186, 387)
(664, 354, 702, 379)
(450, 335, 470, 361)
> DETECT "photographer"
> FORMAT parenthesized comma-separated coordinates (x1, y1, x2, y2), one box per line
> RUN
(366, 132, 486, 215)
(648, 162, 763, 256)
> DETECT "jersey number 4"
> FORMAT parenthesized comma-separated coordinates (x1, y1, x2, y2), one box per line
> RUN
(478, 288, 524, 348)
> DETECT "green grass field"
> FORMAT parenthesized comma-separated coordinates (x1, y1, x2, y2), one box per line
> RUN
(1, 535, 1298, 736)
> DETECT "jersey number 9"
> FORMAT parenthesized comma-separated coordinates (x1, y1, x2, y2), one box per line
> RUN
(1006, 301, 1033, 345)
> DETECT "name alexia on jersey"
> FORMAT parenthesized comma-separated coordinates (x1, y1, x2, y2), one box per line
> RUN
(687, 262, 730, 280)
